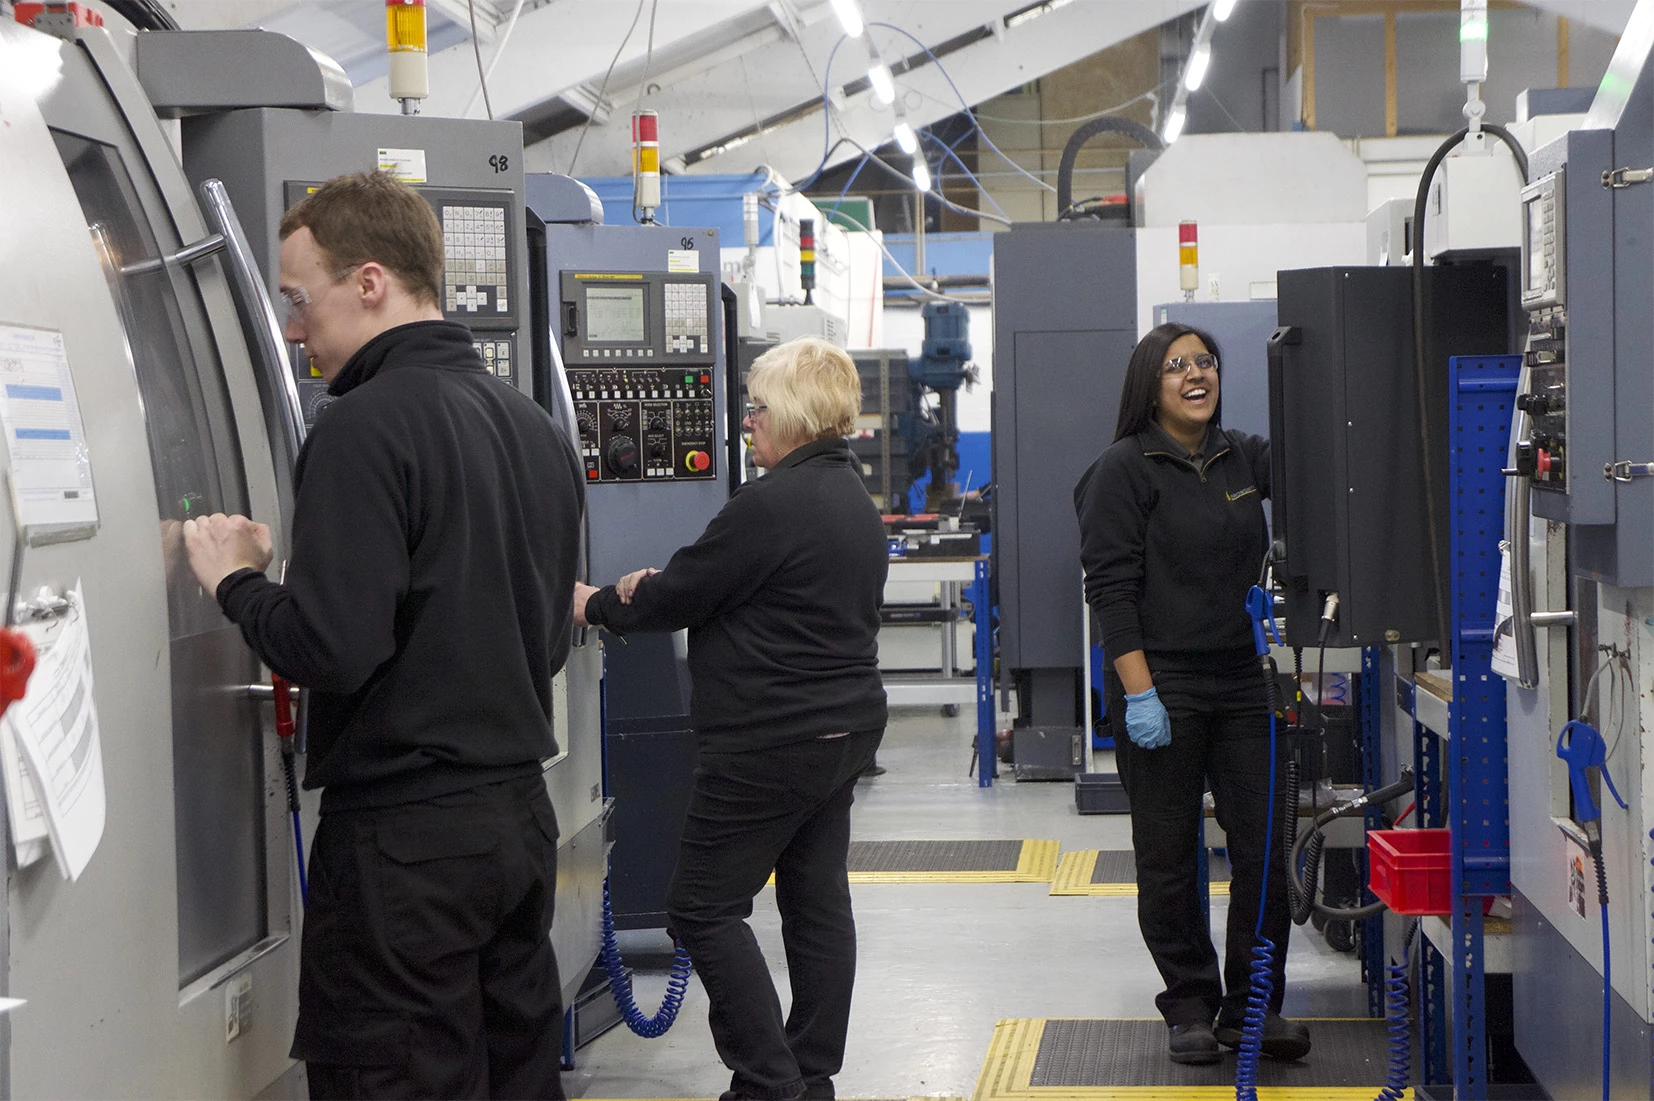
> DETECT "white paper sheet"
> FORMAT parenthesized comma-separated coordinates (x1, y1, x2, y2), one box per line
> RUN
(8, 581, 104, 880)
(1491, 544, 1520, 681)
(0, 714, 50, 868)
(0, 325, 97, 529)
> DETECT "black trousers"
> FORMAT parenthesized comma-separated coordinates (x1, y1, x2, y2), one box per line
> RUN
(667, 729, 882, 1101)
(1108, 656, 1291, 1027)
(294, 774, 567, 1100)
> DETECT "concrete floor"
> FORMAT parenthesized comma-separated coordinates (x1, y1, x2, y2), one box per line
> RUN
(564, 707, 1369, 1098)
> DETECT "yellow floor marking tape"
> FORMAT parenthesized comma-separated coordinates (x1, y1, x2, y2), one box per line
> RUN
(844, 839, 1063, 884)
(971, 1017, 1409, 1101)
(1048, 851, 1230, 898)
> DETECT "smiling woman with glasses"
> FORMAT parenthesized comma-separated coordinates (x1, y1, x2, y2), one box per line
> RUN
(1071, 322, 1310, 1068)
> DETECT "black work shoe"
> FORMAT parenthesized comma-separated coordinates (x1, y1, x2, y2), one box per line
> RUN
(1214, 1012, 1312, 1061)
(1168, 1021, 1221, 1065)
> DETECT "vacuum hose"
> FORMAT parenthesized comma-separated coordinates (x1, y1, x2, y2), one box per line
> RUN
(1374, 921, 1419, 1101)
(598, 880, 694, 1038)
(1288, 770, 1417, 924)
(1237, 586, 1282, 1101)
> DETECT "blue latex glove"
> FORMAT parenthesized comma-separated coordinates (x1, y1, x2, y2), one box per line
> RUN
(1123, 686, 1172, 749)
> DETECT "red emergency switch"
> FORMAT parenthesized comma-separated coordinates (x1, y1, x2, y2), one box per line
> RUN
(684, 450, 711, 472)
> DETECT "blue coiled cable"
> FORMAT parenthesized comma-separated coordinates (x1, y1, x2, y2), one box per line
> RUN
(598, 879, 693, 1038)
(1375, 921, 1418, 1101)
(1238, 587, 1283, 1101)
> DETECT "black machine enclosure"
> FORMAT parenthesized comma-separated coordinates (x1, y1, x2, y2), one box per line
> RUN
(1271, 265, 1508, 648)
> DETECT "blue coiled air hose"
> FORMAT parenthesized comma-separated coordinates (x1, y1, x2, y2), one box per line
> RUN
(1237, 586, 1284, 1101)
(1375, 921, 1419, 1101)
(598, 879, 694, 1038)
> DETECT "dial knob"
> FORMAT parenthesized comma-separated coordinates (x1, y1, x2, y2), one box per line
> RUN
(607, 435, 639, 475)
(576, 409, 598, 433)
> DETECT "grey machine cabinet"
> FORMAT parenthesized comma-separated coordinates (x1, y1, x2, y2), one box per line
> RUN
(527, 172, 729, 928)
(991, 220, 1137, 777)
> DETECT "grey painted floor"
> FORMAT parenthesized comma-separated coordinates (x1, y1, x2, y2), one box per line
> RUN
(564, 707, 1369, 1098)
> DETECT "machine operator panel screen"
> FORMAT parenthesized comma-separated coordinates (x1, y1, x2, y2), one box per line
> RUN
(283, 181, 522, 425)
(560, 271, 719, 485)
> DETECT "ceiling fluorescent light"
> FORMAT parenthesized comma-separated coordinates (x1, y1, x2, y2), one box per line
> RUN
(912, 158, 932, 192)
(1213, 0, 1239, 21)
(868, 62, 896, 105)
(1163, 104, 1187, 144)
(893, 120, 918, 154)
(1005, 0, 1074, 30)
(1184, 44, 1211, 91)
(828, 0, 864, 38)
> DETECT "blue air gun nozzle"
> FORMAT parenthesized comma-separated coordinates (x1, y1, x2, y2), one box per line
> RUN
(1246, 585, 1281, 658)
(1556, 720, 1628, 824)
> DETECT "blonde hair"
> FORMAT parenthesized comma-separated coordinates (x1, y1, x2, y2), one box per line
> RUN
(747, 337, 861, 447)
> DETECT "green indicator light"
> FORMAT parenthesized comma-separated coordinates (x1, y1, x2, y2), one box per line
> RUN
(180, 498, 192, 513)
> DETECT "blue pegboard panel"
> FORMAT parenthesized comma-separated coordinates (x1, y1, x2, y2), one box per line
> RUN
(1361, 645, 1385, 1017)
(1445, 354, 1519, 1099)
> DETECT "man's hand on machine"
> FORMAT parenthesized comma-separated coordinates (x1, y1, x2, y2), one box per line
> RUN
(1123, 686, 1172, 749)
(181, 513, 274, 596)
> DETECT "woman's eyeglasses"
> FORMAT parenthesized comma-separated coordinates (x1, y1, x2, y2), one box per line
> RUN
(743, 403, 768, 419)
(1161, 353, 1218, 377)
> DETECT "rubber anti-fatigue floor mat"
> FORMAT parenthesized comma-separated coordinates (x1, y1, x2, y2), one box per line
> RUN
(1049, 851, 1232, 896)
(1030, 1018, 1402, 1088)
(973, 1017, 1410, 1100)
(842, 839, 1060, 882)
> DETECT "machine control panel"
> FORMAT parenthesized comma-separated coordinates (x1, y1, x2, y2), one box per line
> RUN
(559, 271, 716, 367)
(569, 367, 717, 483)
(1517, 171, 1569, 488)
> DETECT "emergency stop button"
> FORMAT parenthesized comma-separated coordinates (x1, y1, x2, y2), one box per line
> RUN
(684, 450, 711, 473)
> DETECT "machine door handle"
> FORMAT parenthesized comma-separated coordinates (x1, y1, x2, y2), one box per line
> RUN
(1504, 361, 1542, 689)
(118, 232, 226, 277)
(1265, 326, 1301, 578)
(197, 179, 307, 479)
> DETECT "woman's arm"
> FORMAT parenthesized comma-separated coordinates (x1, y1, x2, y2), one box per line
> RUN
(1112, 649, 1153, 695)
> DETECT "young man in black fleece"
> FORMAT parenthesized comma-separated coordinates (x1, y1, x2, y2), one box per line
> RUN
(182, 171, 581, 1100)
(1075, 323, 1309, 1068)
(573, 337, 888, 1101)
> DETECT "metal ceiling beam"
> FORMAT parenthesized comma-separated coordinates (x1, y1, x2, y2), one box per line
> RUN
(529, 0, 1023, 175)
(351, 0, 777, 119)
(529, 0, 1200, 183)
(425, 0, 503, 43)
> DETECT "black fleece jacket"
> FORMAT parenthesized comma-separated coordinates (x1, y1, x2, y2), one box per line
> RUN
(584, 438, 888, 752)
(1074, 422, 1270, 664)
(217, 320, 584, 811)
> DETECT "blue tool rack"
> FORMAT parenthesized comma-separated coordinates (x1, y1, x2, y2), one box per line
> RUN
(1402, 355, 1518, 1098)
(968, 558, 996, 786)
(1360, 644, 1386, 1017)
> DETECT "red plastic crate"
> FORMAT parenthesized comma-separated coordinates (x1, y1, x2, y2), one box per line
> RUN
(1368, 828, 1452, 915)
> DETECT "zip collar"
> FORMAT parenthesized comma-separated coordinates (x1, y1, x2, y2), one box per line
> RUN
(1139, 422, 1232, 477)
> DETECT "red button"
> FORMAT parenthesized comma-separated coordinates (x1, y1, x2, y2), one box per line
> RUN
(1536, 449, 1552, 476)
(699, 374, 710, 384)
(587, 469, 599, 480)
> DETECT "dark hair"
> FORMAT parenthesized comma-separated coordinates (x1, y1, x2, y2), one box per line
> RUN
(1112, 322, 1223, 443)
(279, 171, 445, 307)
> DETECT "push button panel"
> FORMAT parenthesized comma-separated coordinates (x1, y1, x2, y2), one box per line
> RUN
(570, 366, 717, 482)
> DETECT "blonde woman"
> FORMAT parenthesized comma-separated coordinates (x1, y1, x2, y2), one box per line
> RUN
(575, 337, 888, 1101)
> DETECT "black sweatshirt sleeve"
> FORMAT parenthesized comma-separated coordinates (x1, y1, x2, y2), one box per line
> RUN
(217, 402, 409, 694)
(1074, 448, 1152, 659)
(586, 489, 779, 634)
(1236, 432, 1271, 499)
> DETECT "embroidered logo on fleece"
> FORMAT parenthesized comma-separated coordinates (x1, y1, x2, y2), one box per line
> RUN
(1227, 486, 1258, 501)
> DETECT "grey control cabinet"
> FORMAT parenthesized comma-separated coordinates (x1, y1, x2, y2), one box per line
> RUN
(1271, 266, 1508, 647)
(991, 221, 1137, 750)
(179, 109, 531, 422)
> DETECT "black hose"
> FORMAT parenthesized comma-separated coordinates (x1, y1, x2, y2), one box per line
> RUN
(1284, 758, 1308, 921)
(1288, 769, 1416, 922)
(101, 0, 180, 29)
(1411, 124, 1528, 651)
(1055, 117, 1163, 221)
